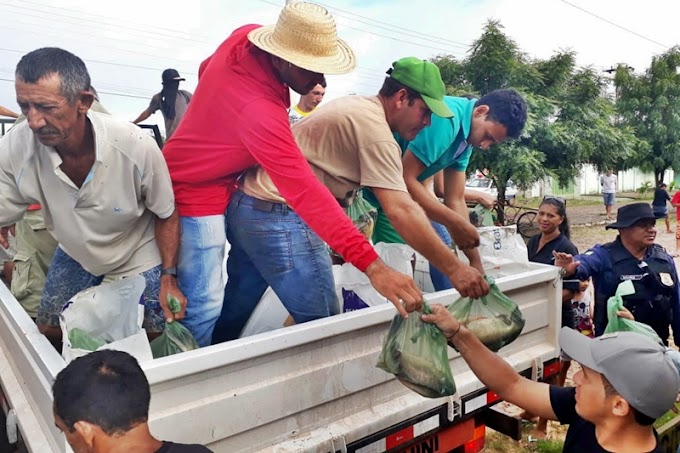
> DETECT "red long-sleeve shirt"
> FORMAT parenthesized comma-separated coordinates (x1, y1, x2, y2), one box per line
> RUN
(162, 24, 378, 271)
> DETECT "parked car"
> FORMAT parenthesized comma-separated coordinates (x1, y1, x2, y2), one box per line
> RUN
(466, 177, 517, 204)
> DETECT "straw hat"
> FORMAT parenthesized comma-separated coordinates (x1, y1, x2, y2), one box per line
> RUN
(247, 2, 356, 75)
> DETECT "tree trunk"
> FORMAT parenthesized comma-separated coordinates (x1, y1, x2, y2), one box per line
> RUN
(496, 183, 507, 224)
(655, 168, 665, 187)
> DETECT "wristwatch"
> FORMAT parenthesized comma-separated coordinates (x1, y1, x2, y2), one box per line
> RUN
(161, 266, 177, 277)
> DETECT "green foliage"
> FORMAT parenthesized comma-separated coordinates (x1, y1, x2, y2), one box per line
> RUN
(431, 20, 639, 219)
(637, 181, 654, 196)
(615, 47, 680, 184)
(535, 439, 565, 453)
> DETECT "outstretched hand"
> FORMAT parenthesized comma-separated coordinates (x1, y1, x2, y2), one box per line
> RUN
(365, 259, 423, 318)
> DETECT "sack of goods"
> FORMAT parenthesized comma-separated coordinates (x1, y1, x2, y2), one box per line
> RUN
(376, 302, 456, 398)
(447, 276, 525, 352)
(150, 296, 200, 358)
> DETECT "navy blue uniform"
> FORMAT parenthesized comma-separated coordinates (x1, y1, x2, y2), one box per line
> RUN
(572, 237, 680, 344)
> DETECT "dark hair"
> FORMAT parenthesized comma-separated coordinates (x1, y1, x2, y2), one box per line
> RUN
(540, 197, 570, 239)
(15, 47, 90, 104)
(317, 79, 327, 89)
(476, 89, 527, 139)
(160, 81, 179, 120)
(659, 182, 667, 188)
(53, 350, 150, 435)
(602, 375, 655, 426)
(379, 77, 421, 106)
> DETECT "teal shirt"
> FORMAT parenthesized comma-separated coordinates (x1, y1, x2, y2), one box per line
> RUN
(396, 96, 475, 181)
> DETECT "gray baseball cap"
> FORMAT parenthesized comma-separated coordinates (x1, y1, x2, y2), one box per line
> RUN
(559, 327, 680, 419)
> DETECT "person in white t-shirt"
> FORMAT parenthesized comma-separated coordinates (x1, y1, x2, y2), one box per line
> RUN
(600, 169, 617, 221)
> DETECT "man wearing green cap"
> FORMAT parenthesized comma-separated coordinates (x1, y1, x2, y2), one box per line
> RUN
(368, 89, 528, 291)
(212, 57, 490, 343)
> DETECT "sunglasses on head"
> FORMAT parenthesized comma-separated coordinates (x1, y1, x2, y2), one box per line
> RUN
(542, 195, 567, 207)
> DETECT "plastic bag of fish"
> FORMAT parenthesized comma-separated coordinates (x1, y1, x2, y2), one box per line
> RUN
(376, 302, 456, 398)
(447, 275, 525, 352)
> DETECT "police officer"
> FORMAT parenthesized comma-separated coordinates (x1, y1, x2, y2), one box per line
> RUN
(554, 203, 680, 345)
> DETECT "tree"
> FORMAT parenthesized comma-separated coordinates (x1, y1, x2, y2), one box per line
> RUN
(615, 47, 680, 185)
(431, 20, 637, 222)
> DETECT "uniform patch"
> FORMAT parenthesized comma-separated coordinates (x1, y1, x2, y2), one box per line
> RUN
(585, 251, 594, 256)
(660, 272, 674, 287)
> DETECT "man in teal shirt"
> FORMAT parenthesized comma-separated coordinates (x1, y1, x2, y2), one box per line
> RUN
(369, 89, 527, 290)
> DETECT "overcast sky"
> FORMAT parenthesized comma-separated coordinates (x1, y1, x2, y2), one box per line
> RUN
(1, 0, 678, 131)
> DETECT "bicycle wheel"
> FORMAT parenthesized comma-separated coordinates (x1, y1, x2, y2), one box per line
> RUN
(516, 211, 539, 239)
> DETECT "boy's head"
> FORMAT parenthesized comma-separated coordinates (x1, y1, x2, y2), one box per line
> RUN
(578, 279, 590, 292)
(52, 350, 151, 453)
(560, 328, 680, 426)
(468, 89, 527, 150)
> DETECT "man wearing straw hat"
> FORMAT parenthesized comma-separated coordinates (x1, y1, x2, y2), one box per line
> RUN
(212, 57, 491, 343)
(162, 2, 422, 347)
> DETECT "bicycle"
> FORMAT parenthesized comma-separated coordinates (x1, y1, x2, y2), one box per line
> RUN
(500, 199, 539, 239)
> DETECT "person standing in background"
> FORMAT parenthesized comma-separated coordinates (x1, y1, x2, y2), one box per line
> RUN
(133, 69, 192, 143)
(671, 188, 680, 257)
(600, 169, 617, 221)
(288, 81, 326, 124)
(652, 182, 672, 234)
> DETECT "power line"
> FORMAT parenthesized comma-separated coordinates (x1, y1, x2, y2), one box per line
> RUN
(558, 0, 668, 49)
(0, 47, 198, 76)
(256, 0, 467, 57)
(0, 76, 152, 100)
(313, 0, 471, 49)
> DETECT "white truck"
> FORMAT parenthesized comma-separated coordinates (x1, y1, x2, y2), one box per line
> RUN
(0, 259, 562, 453)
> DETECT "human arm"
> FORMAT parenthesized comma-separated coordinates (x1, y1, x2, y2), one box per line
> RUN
(671, 193, 680, 209)
(154, 209, 187, 322)
(553, 246, 605, 280)
(138, 134, 187, 322)
(132, 109, 153, 124)
(373, 186, 488, 298)
(238, 101, 422, 316)
(0, 138, 31, 247)
(421, 304, 557, 420)
(401, 152, 480, 252)
(667, 258, 680, 344)
(132, 94, 160, 124)
(443, 167, 484, 272)
(464, 189, 495, 210)
(0, 106, 19, 119)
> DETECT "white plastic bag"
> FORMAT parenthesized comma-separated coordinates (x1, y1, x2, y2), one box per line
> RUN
(60, 275, 153, 363)
(240, 266, 344, 338)
(457, 225, 530, 278)
(340, 243, 414, 312)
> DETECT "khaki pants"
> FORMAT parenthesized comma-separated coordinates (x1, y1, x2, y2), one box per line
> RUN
(11, 210, 58, 318)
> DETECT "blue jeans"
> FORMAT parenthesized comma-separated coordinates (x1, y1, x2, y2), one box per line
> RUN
(429, 221, 454, 291)
(38, 247, 164, 331)
(177, 215, 227, 347)
(211, 191, 338, 344)
(603, 192, 615, 206)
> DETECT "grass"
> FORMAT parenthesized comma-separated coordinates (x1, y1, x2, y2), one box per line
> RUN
(654, 403, 680, 428)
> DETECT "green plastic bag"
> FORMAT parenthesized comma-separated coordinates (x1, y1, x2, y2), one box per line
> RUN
(150, 296, 200, 358)
(376, 302, 456, 398)
(447, 276, 525, 352)
(68, 327, 107, 351)
(469, 204, 494, 228)
(345, 191, 378, 241)
(604, 280, 663, 344)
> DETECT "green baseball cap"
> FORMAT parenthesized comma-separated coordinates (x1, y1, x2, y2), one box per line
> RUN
(387, 57, 453, 118)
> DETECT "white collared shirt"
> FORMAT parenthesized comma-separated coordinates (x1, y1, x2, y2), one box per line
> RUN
(0, 111, 175, 277)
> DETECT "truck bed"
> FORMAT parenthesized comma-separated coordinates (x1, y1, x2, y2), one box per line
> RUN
(0, 263, 560, 452)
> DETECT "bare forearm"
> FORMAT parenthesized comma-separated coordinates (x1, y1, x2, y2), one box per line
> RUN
(451, 327, 524, 397)
(385, 200, 460, 276)
(155, 210, 180, 269)
(408, 179, 467, 229)
(132, 109, 152, 124)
